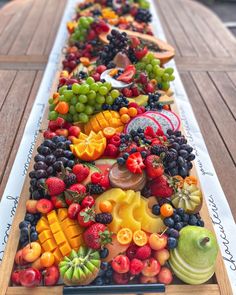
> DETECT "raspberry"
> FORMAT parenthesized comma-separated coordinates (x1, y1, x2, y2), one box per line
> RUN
(130, 258, 144, 275)
(128, 102, 139, 109)
(100, 174, 110, 189)
(135, 245, 151, 260)
(104, 144, 118, 157)
(91, 172, 102, 184)
(126, 244, 138, 260)
(109, 135, 121, 147)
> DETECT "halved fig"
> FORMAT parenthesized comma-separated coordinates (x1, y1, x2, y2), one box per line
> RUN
(99, 28, 175, 65)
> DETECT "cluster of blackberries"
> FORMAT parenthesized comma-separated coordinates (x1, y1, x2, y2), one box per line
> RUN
(145, 92, 162, 111)
(102, 96, 129, 111)
(98, 30, 128, 65)
(86, 183, 105, 195)
(135, 8, 152, 23)
(164, 130, 195, 178)
(29, 136, 75, 200)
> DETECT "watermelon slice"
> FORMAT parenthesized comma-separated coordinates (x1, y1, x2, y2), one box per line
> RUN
(159, 109, 180, 131)
(145, 111, 174, 134)
(125, 114, 162, 134)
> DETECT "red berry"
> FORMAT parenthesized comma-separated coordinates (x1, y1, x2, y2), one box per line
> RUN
(126, 244, 138, 260)
(48, 120, 58, 132)
(131, 86, 139, 97)
(122, 88, 133, 97)
(36, 199, 54, 214)
(68, 126, 80, 137)
(92, 72, 100, 82)
(145, 82, 155, 94)
(43, 130, 56, 139)
(46, 177, 66, 196)
(72, 164, 90, 182)
(130, 258, 144, 275)
(135, 245, 152, 260)
(104, 144, 118, 157)
(87, 29, 96, 41)
(81, 196, 95, 208)
(11, 270, 21, 285)
(99, 174, 110, 189)
(96, 65, 107, 74)
(91, 172, 102, 184)
(109, 135, 121, 147)
(128, 102, 139, 109)
(68, 203, 81, 219)
(139, 72, 148, 84)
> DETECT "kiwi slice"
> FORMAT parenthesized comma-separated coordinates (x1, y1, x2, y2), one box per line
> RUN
(171, 183, 202, 214)
(59, 246, 101, 286)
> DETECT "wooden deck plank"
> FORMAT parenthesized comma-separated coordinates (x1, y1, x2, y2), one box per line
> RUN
(8, 0, 47, 55)
(0, 71, 43, 200)
(227, 72, 236, 88)
(180, 0, 230, 57)
(209, 72, 236, 120)
(158, 0, 197, 57)
(0, 70, 16, 109)
(191, 71, 236, 165)
(0, 71, 36, 184)
(27, 0, 61, 55)
(180, 72, 236, 219)
(0, 0, 32, 55)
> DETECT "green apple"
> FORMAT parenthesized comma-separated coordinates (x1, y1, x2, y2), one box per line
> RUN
(169, 226, 218, 284)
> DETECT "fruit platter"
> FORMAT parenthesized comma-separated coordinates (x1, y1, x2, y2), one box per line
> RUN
(0, 0, 232, 294)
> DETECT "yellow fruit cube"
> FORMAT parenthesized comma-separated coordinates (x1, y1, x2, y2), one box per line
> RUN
(98, 119, 109, 129)
(67, 225, 83, 238)
(50, 222, 61, 234)
(102, 110, 112, 121)
(110, 111, 120, 118)
(59, 242, 71, 256)
(54, 231, 67, 245)
(84, 122, 92, 135)
(47, 210, 58, 224)
(90, 117, 101, 132)
(61, 218, 77, 230)
(69, 235, 84, 249)
(116, 126, 124, 133)
(38, 230, 53, 244)
(53, 247, 63, 264)
(42, 238, 57, 252)
(95, 112, 106, 122)
(57, 208, 68, 222)
(36, 218, 49, 232)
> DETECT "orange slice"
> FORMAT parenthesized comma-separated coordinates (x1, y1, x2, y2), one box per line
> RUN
(103, 127, 116, 139)
(117, 228, 133, 245)
(133, 230, 148, 246)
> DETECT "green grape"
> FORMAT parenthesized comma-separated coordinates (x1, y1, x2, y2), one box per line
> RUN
(161, 82, 170, 91)
(84, 105, 94, 115)
(149, 73, 155, 79)
(70, 96, 78, 105)
(72, 83, 81, 94)
(142, 56, 149, 64)
(90, 83, 99, 92)
(156, 68, 165, 77)
(87, 96, 96, 106)
(80, 83, 90, 94)
(58, 114, 67, 120)
(87, 16, 94, 24)
(169, 75, 175, 81)
(86, 76, 95, 85)
(99, 86, 108, 95)
(75, 102, 85, 113)
(103, 82, 112, 91)
(146, 52, 155, 61)
(58, 85, 67, 95)
(110, 89, 120, 99)
(88, 90, 96, 100)
(63, 90, 74, 100)
(97, 82, 102, 87)
(164, 68, 174, 75)
(146, 64, 153, 72)
(153, 65, 160, 74)
(96, 95, 105, 104)
(59, 95, 66, 102)
(73, 113, 80, 122)
(49, 104, 56, 111)
(69, 105, 76, 115)
(66, 113, 73, 122)
(162, 73, 169, 82)
(78, 113, 89, 123)
(48, 98, 54, 104)
(80, 28, 88, 35)
(106, 95, 114, 105)
(95, 104, 102, 111)
(78, 94, 88, 104)
(48, 111, 58, 120)
(151, 59, 160, 66)
(79, 17, 90, 29)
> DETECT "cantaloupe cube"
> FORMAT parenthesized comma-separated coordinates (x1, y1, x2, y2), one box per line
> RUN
(57, 208, 68, 222)
(38, 230, 53, 244)
(36, 218, 49, 232)
(47, 210, 58, 224)
(54, 231, 67, 245)
(59, 242, 71, 256)
(50, 222, 61, 234)
(42, 238, 57, 252)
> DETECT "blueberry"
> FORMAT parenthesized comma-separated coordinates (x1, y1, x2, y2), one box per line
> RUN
(101, 261, 109, 270)
(173, 214, 181, 223)
(181, 213, 190, 222)
(134, 136, 140, 142)
(152, 204, 160, 216)
(174, 222, 184, 231)
(94, 276, 104, 286)
(189, 215, 198, 225)
(105, 269, 113, 278)
(20, 235, 28, 244)
(65, 140, 72, 149)
(168, 228, 179, 238)
(30, 231, 38, 241)
(167, 237, 178, 249)
(125, 134, 130, 141)
(34, 154, 46, 162)
(176, 208, 185, 216)
(117, 157, 126, 165)
(141, 151, 147, 158)
(64, 150, 73, 159)
(67, 160, 75, 168)
(164, 217, 175, 228)
(19, 220, 30, 229)
(20, 227, 29, 237)
(197, 220, 204, 227)
(120, 138, 126, 143)
(43, 139, 56, 149)
(99, 248, 109, 259)
(122, 152, 129, 160)
(25, 213, 34, 223)
(30, 226, 36, 233)
(175, 131, 182, 137)
(137, 127, 143, 133)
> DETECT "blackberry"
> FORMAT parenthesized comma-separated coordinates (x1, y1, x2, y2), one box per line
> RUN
(165, 151, 178, 162)
(127, 47, 138, 63)
(86, 183, 105, 195)
(64, 173, 77, 187)
(135, 8, 152, 23)
(95, 213, 113, 224)
(151, 145, 168, 156)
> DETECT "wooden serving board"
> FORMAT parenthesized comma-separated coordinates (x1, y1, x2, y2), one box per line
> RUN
(0, 6, 233, 295)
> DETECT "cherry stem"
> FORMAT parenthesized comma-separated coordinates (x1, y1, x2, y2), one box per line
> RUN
(200, 237, 210, 246)
(160, 227, 168, 237)
(28, 224, 32, 249)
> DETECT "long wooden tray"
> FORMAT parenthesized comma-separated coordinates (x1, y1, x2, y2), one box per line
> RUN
(0, 6, 233, 295)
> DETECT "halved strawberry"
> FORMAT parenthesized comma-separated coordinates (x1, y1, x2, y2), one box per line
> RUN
(126, 152, 145, 174)
(134, 46, 148, 60)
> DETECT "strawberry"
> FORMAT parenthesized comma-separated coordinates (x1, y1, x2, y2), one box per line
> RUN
(99, 173, 110, 189)
(77, 207, 95, 227)
(145, 155, 164, 179)
(68, 203, 81, 220)
(135, 245, 151, 260)
(104, 144, 118, 157)
(83, 223, 112, 249)
(72, 164, 90, 183)
(122, 88, 133, 97)
(96, 65, 107, 74)
(46, 177, 66, 196)
(130, 36, 140, 49)
(149, 175, 173, 198)
(51, 195, 67, 208)
(130, 258, 144, 275)
(81, 196, 95, 208)
(134, 46, 148, 60)
(91, 172, 102, 184)
(64, 183, 86, 205)
(126, 152, 145, 174)
(145, 82, 155, 94)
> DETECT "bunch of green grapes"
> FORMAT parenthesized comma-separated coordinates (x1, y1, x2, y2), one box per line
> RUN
(70, 16, 94, 43)
(135, 52, 175, 91)
(48, 77, 120, 123)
